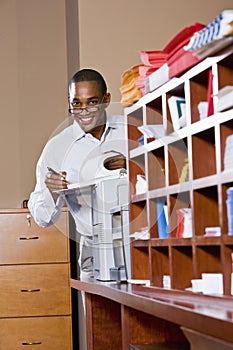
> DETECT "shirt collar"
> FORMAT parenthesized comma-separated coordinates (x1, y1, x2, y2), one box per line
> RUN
(72, 119, 85, 141)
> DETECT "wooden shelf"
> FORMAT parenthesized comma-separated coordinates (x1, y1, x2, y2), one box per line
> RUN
(123, 47, 233, 350)
(72, 47, 233, 350)
(127, 48, 233, 297)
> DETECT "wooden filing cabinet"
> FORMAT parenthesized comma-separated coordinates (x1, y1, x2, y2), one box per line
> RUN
(0, 208, 72, 349)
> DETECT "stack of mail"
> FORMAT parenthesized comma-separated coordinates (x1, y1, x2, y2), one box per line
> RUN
(185, 10, 233, 59)
(224, 134, 233, 170)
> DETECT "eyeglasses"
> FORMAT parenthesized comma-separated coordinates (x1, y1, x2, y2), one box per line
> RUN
(69, 95, 106, 115)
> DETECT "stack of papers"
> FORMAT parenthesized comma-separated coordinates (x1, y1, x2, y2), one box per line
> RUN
(215, 85, 233, 112)
(176, 208, 193, 238)
(120, 12, 233, 106)
(136, 50, 168, 96)
(185, 10, 233, 59)
(144, 63, 170, 93)
(59, 152, 127, 192)
(136, 65, 159, 95)
(157, 202, 168, 239)
(139, 50, 168, 67)
(120, 64, 142, 106)
(137, 22, 205, 91)
(137, 124, 166, 139)
(163, 22, 206, 78)
(67, 169, 125, 190)
(224, 134, 233, 170)
(167, 96, 186, 131)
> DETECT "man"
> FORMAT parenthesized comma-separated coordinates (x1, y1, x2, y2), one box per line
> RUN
(28, 69, 127, 281)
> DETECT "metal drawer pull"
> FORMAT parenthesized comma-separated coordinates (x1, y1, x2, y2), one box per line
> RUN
(19, 236, 39, 240)
(21, 289, 41, 292)
(22, 341, 42, 345)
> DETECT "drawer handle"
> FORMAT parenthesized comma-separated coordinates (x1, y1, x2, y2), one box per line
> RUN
(26, 214, 31, 227)
(19, 236, 39, 240)
(22, 341, 42, 345)
(21, 289, 41, 293)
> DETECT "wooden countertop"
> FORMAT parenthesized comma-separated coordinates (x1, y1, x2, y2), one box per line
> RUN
(71, 278, 233, 343)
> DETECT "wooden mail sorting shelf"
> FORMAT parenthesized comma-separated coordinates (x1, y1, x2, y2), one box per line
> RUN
(0, 208, 72, 350)
(72, 46, 233, 350)
(126, 46, 233, 297)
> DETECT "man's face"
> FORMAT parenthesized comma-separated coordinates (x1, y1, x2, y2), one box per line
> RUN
(69, 80, 110, 135)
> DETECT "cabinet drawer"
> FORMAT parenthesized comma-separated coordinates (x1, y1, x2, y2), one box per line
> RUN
(0, 211, 69, 264)
(0, 316, 72, 349)
(0, 264, 71, 317)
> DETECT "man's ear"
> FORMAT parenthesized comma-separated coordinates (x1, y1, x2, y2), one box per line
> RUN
(103, 92, 111, 107)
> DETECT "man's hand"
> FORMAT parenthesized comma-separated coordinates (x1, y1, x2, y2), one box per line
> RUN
(45, 170, 68, 199)
(104, 153, 126, 170)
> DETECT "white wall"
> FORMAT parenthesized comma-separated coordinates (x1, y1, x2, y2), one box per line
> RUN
(78, 0, 233, 102)
(0, 0, 68, 207)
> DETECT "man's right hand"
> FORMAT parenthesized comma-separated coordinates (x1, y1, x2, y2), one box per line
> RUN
(45, 170, 68, 196)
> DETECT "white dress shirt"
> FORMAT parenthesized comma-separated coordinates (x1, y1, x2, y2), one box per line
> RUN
(28, 114, 127, 237)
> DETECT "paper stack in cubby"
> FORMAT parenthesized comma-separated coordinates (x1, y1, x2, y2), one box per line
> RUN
(216, 85, 233, 112)
(156, 202, 168, 239)
(176, 208, 192, 238)
(167, 95, 186, 131)
(226, 188, 233, 236)
(224, 134, 233, 170)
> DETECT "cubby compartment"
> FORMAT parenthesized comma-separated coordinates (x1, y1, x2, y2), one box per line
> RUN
(168, 192, 191, 238)
(168, 138, 189, 185)
(146, 96, 163, 126)
(134, 97, 165, 146)
(193, 186, 219, 235)
(189, 68, 212, 123)
(220, 119, 233, 172)
(194, 244, 222, 278)
(131, 245, 149, 280)
(170, 245, 193, 290)
(129, 154, 146, 196)
(221, 182, 233, 235)
(148, 147, 166, 190)
(146, 96, 164, 138)
(217, 52, 233, 90)
(192, 127, 216, 179)
(150, 245, 169, 287)
(149, 197, 168, 239)
(148, 199, 157, 238)
(127, 107, 144, 150)
(166, 83, 185, 134)
(130, 200, 148, 238)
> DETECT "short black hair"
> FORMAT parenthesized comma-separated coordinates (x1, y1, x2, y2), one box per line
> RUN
(70, 69, 107, 95)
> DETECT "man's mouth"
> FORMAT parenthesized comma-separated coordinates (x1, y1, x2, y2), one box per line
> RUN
(78, 117, 93, 125)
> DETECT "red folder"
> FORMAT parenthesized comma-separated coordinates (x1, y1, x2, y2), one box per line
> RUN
(163, 22, 206, 78)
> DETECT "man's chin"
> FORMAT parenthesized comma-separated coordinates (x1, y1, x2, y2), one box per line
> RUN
(77, 120, 95, 132)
